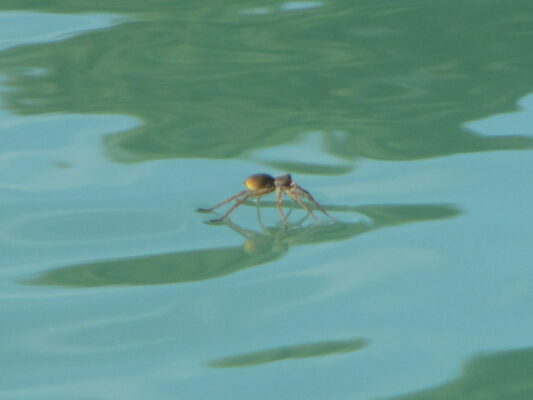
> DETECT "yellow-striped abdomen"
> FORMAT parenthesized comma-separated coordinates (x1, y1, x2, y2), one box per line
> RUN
(244, 173, 275, 190)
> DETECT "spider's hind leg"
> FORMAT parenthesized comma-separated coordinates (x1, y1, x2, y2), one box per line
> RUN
(197, 189, 249, 212)
(209, 187, 273, 223)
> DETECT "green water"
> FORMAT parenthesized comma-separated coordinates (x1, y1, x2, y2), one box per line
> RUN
(1, 1, 532, 399)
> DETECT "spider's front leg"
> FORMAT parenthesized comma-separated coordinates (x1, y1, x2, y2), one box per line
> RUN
(293, 185, 336, 222)
(284, 189, 322, 223)
(275, 187, 288, 229)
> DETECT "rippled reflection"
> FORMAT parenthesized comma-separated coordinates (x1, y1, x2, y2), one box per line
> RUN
(209, 337, 367, 368)
(0, 1, 531, 167)
(384, 346, 533, 400)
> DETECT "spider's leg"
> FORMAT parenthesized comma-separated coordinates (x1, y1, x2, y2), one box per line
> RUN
(285, 192, 295, 219)
(210, 188, 272, 222)
(284, 189, 323, 224)
(254, 196, 260, 219)
(276, 187, 288, 229)
(197, 189, 249, 212)
(209, 193, 252, 222)
(255, 196, 271, 234)
(293, 185, 336, 221)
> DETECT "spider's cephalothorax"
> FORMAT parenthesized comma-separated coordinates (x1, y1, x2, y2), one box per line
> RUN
(274, 173, 293, 189)
(198, 173, 335, 227)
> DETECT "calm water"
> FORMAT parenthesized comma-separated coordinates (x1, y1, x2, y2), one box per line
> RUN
(1, 1, 532, 399)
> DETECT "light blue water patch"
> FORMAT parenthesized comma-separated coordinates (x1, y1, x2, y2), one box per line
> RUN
(240, 1, 323, 16)
(0, 113, 140, 190)
(280, 1, 323, 11)
(0, 11, 126, 51)
(465, 92, 533, 137)
(2, 147, 532, 399)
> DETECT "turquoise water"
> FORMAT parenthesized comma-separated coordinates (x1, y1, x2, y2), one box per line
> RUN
(1, 1, 532, 399)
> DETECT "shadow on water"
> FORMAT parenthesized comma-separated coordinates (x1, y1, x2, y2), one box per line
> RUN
(22, 202, 461, 288)
(383, 346, 533, 400)
(208, 337, 368, 368)
(0, 1, 532, 166)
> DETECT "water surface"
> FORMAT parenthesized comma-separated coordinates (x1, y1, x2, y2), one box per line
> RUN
(1, 1, 532, 399)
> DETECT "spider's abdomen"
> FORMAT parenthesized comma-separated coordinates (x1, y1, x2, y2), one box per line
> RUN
(244, 173, 275, 190)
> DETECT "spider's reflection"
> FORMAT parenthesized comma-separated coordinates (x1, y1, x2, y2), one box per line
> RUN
(206, 200, 369, 257)
(24, 202, 460, 287)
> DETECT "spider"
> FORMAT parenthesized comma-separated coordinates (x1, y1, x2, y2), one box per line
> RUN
(197, 173, 336, 227)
